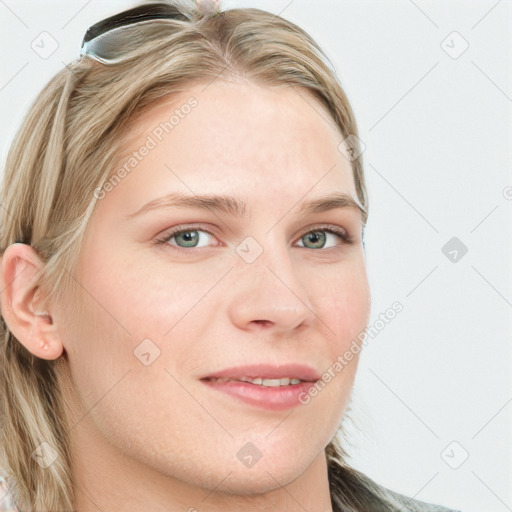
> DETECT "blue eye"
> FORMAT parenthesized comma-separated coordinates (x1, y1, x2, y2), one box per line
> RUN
(154, 225, 352, 251)
(156, 228, 214, 249)
(297, 227, 351, 249)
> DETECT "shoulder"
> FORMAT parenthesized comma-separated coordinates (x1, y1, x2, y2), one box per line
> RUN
(328, 461, 463, 512)
(369, 476, 463, 512)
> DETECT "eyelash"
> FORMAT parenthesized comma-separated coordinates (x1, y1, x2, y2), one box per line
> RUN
(153, 224, 354, 251)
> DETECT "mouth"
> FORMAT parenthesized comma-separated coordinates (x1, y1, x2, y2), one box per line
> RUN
(200, 363, 320, 410)
(203, 376, 307, 387)
(201, 362, 320, 382)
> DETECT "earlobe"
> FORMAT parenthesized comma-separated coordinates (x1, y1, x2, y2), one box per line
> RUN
(0, 243, 63, 360)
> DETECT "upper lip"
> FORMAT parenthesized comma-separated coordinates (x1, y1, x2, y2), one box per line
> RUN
(201, 364, 321, 382)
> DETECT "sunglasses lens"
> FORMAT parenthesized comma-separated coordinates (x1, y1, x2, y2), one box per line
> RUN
(80, 3, 189, 63)
(81, 20, 173, 63)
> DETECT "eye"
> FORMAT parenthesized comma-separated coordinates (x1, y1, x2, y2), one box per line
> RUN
(153, 224, 353, 251)
(154, 227, 216, 249)
(296, 226, 352, 250)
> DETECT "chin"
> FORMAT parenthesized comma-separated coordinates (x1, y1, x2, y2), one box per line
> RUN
(209, 464, 305, 497)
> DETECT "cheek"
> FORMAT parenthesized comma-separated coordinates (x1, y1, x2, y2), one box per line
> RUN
(60, 271, 196, 459)
(64, 247, 219, 416)
(75, 244, 208, 344)
(300, 261, 369, 412)
(314, 260, 371, 347)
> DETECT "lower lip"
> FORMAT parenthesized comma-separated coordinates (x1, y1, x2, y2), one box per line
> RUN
(200, 379, 317, 411)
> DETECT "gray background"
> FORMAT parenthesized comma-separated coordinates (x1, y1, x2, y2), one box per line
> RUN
(0, 1, 511, 511)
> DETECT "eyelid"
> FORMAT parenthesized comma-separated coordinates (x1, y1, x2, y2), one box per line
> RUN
(153, 224, 220, 249)
(297, 224, 352, 246)
(153, 223, 352, 250)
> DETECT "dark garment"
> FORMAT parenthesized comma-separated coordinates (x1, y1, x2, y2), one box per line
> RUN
(370, 477, 463, 512)
(328, 463, 463, 512)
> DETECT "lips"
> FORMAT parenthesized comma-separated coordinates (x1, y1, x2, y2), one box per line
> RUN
(199, 364, 321, 410)
(200, 363, 321, 383)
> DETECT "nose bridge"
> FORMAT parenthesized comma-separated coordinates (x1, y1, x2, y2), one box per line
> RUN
(227, 231, 315, 332)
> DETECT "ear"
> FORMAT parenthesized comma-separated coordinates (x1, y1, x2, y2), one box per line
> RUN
(0, 243, 63, 360)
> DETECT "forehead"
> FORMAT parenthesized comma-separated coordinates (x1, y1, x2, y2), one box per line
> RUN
(125, 79, 345, 154)
(101, 80, 358, 217)
(127, 79, 343, 143)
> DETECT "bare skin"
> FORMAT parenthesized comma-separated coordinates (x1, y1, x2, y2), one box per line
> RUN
(1, 79, 371, 511)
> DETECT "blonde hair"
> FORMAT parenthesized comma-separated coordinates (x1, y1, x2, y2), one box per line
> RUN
(0, 2, 410, 511)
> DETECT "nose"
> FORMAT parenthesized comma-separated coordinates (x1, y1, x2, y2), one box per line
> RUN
(227, 244, 316, 334)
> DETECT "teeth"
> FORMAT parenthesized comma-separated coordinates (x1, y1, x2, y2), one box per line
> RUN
(210, 376, 304, 386)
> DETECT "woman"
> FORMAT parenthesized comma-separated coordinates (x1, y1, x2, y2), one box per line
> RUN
(0, 1, 462, 511)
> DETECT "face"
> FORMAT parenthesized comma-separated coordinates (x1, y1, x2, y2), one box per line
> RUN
(61, 80, 371, 494)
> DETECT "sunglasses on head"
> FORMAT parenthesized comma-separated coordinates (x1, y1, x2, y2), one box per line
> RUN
(79, 2, 192, 64)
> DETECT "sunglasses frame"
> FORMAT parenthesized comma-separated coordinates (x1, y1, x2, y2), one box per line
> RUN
(80, 3, 189, 62)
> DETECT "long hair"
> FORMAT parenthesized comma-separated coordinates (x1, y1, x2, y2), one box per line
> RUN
(0, 2, 413, 510)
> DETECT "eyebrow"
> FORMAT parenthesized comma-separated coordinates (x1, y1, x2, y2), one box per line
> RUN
(124, 191, 366, 221)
